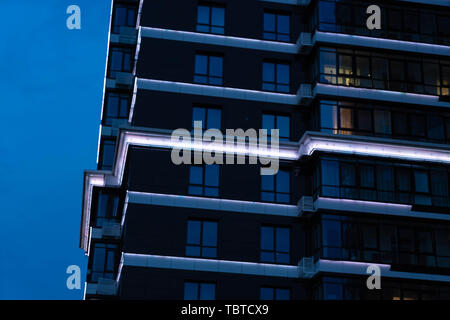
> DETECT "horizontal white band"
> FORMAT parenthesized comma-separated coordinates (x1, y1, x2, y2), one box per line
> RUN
(118, 253, 450, 283)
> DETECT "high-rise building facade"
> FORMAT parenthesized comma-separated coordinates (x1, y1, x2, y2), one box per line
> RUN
(80, 0, 450, 300)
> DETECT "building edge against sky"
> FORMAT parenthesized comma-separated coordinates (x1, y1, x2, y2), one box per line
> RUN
(80, 0, 450, 300)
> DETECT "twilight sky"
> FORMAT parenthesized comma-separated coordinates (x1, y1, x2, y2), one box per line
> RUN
(0, 0, 111, 299)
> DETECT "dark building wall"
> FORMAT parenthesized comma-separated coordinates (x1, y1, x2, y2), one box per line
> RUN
(124, 147, 308, 204)
(122, 203, 308, 264)
(136, 38, 307, 92)
(140, 0, 307, 41)
(119, 267, 310, 300)
(132, 91, 309, 142)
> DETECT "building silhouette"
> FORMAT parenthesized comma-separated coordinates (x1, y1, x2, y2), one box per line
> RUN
(80, 0, 450, 300)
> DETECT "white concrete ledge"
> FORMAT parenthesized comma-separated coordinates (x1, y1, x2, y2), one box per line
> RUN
(121, 253, 299, 278)
(315, 197, 450, 221)
(80, 129, 450, 251)
(127, 191, 298, 217)
(139, 27, 449, 57)
(260, 0, 449, 6)
(314, 83, 450, 109)
(118, 253, 450, 283)
(136, 78, 301, 105)
(140, 27, 298, 54)
(314, 31, 450, 57)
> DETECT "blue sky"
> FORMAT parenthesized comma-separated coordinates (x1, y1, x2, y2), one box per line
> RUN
(0, 0, 111, 299)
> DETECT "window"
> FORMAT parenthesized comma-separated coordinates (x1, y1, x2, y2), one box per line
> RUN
(414, 170, 431, 205)
(91, 243, 117, 282)
(262, 114, 290, 141)
(188, 165, 219, 197)
(104, 92, 129, 124)
(184, 282, 215, 300)
(109, 47, 133, 78)
(322, 218, 342, 259)
(100, 140, 116, 170)
(194, 54, 223, 85)
(112, 4, 137, 33)
(373, 110, 392, 135)
(260, 287, 291, 300)
(317, 48, 449, 96)
(317, 157, 450, 209)
(260, 226, 290, 263)
(95, 191, 120, 227)
(262, 62, 290, 93)
(197, 5, 225, 34)
(263, 12, 290, 41)
(315, 0, 450, 45)
(186, 220, 218, 258)
(318, 215, 450, 269)
(261, 169, 290, 203)
(321, 159, 339, 197)
(192, 107, 222, 130)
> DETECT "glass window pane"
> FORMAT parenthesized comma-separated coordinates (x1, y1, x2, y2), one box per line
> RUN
(195, 55, 208, 75)
(262, 114, 275, 131)
(102, 141, 115, 168)
(261, 175, 274, 191)
(261, 226, 274, 251)
(319, 1, 336, 24)
(106, 94, 119, 117)
(197, 6, 210, 24)
(357, 109, 372, 131)
(92, 245, 106, 272)
(427, 116, 444, 140)
(277, 116, 290, 139)
(362, 224, 378, 249)
(276, 228, 290, 252)
(341, 163, 356, 186)
(340, 108, 354, 129)
(377, 166, 394, 191)
(414, 171, 429, 193)
(260, 287, 274, 300)
(393, 112, 408, 135)
(193, 107, 206, 128)
(209, 56, 223, 77)
(277, 15, 290, 35)
(189, 166, 203, 185)
(374, 110, 392, 134)
(398, 228, 415, 252)
(320, 103, 338, 131)
(186, 245, 201, 257)
(184, 282, 199, 300)
(187, 220, 201, 245)
(322, 219, 341, 247)
(207, 109, 221, 129)
(275, 288, 290, 300)
(356, 57, 370, 77)
(322, 160, 339, 186)
(202, 222, 217, 247)
(264, 13, 275, 32)
(410, 114, 426, 137)
(360, 165, 375, 188)
(200, 283, 215, 300)
(379, 225, 397, 252)
(396, 168, 411, 191)
(276, 170, 290, 193)
(324, 283, 342, 300)
(263, 62, 275, 82)
(110, 50, 123, 71)
(211, 7, 224, 27)
(205, 165, 219, 187)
